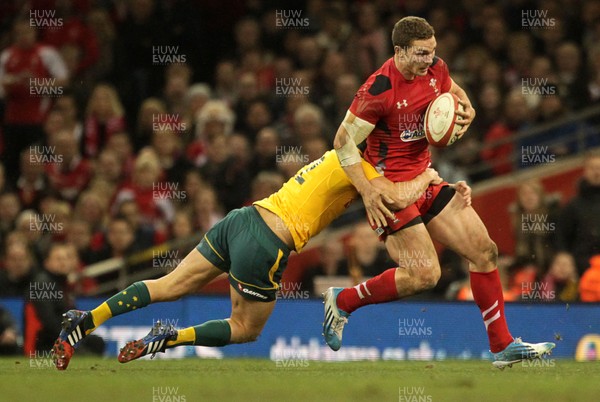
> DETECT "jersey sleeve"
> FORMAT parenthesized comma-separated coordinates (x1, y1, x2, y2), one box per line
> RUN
(39, 46, 69, 81)
(349, 74, 391, 125)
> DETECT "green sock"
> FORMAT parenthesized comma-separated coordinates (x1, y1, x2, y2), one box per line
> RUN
(83, 281, 151, 332)
(167, 320, 231, 347)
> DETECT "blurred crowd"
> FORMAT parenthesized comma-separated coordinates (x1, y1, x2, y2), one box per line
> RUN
(0, 0, 599, 310)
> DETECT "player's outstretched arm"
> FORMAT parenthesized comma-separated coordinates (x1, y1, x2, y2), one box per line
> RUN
(450, 79, 476, 137)
(333, 111, 396, 227)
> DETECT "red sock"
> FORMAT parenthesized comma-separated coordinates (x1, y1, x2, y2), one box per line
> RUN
(470, 269, 513, 353)
(336, 268, 398, 314)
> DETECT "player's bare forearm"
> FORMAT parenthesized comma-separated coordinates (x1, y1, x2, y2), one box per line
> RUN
(371, 168, 441, 210)
(450, 80, 472, 108)
(333, 125, 371, 193)
(334, 121, 395, 227)
(450, 79, 476, 135)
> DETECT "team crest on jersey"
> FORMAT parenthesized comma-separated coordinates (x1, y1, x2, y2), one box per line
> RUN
(400, 129, 425, 142)
(430, 78, 440, 96)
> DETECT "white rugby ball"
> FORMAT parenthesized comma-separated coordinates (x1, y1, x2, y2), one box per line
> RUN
(424, 92, 464, 147)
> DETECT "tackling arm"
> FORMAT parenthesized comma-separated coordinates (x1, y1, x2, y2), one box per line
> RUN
(371, 168, 442, 210)
(334, 111, 396, 227)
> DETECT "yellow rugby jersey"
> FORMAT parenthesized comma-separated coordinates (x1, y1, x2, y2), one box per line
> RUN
(254, 150, 380, 252)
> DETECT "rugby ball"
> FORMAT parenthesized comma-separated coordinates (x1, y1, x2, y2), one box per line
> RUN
(424, 93, 464, 147)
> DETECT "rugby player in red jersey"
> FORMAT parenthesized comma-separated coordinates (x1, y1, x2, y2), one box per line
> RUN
(324, 16, 554, 368)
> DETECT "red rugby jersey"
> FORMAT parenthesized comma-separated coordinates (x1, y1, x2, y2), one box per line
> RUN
(349, 57, 452, 181)
(0, 43, 68, 124)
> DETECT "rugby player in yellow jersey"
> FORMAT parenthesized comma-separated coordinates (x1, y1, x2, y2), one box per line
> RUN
(52, 150, 449, 369)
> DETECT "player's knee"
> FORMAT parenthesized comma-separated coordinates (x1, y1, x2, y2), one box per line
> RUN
(242, 329, 261, 343)
(419, 264, 441, 291)
(156, 277, 189, 301)
(482, 240, 498, 267)
(236, 327, 262, 343)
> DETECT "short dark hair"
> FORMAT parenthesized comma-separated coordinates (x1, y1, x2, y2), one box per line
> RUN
(391, 17, 435, 48)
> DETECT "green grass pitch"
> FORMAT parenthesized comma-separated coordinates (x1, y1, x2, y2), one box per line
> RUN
(1, 357, 598, 402)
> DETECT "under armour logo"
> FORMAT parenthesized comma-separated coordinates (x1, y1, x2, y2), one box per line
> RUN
(396, 99, 408, 109)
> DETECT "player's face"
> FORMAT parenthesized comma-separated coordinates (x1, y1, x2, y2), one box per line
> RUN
(400, 37, 436, 77)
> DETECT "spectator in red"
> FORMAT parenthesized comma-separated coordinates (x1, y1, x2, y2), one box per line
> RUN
(0, 19, 69, 185)
(112, 148, 174, 232)
(83, 83, 126, 158)
(45, 129, 92, 203)
(40, 0, 100, 78)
